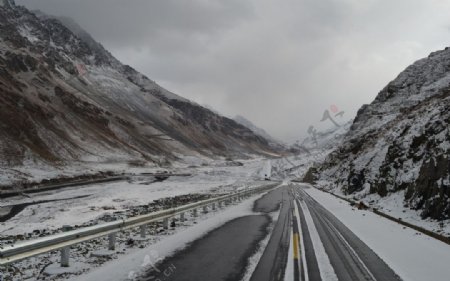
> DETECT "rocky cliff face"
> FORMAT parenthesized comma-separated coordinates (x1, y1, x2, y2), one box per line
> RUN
(0, 2, 279, 173)
(312, 48, 450, 220)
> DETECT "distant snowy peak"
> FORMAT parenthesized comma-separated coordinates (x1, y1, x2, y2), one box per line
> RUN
(313, 47, 450, 221)
(233, 115, 283, 146)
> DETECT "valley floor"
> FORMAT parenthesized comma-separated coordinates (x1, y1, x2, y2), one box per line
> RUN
(1, 156, 449, 281)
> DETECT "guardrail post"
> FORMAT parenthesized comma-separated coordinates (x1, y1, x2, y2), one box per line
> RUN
(212, 203, 216, 211)
(60, 225, 71, 267)
(203, 206, 208, 214)
(61, 247, 70, 267)
(163, 218, 169, 229)
(193, 208, 198, 217)
(140, 225, 146, 238)
(108, 233, 116, 251)
(180, 212, 185, 222)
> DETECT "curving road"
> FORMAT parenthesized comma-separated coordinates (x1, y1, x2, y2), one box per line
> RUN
(139, 187, 290, 281)
(135, 184, 402, 281)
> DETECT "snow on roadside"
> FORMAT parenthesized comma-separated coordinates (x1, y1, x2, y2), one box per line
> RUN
(362, 190, 450, 237)
(302, 185, 450, 281)
(299, 200, 338, 281)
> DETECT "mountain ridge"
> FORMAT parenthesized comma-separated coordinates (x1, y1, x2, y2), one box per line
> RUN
(0, 3, 281, 184)
(233, 115, 284, 146)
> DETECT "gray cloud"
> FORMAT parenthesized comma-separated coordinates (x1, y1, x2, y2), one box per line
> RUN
(17, 0, 450, 142)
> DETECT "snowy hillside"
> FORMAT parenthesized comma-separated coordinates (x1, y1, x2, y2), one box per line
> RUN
(233, 115, 285, 148)
(0, 2, 281, 185)
(311, 48, 450, 221)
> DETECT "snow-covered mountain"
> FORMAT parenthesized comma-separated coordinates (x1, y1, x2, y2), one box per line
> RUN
(310, 48, 450, 220)
(233, 115, 284, 148)
(0, 2, 280, 178)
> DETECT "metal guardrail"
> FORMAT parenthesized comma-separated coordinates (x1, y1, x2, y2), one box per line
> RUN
(0, 183, 279, 266)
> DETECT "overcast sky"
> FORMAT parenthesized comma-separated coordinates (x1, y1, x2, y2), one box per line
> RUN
(17, 0, 450, 142)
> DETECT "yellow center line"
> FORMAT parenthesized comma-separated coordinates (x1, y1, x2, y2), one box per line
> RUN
(293, 233, 300, 260)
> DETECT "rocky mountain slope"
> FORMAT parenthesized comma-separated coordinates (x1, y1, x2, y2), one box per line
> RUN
(0, 1, 280, 180)
(310, 48, 450, 220)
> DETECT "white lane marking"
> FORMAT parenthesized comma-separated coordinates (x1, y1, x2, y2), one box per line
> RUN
(299, 200, 338, 281)
(294, 199, 309, 281)
(323, 217, 377, 281)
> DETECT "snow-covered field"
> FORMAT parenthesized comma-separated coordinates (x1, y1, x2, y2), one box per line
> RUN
(302, 184, 450, 281)
(0, 187, 277, 281)
(2, 155, 448, 281)
(0, 158, 269, 237)
(0, 158, 282, 281)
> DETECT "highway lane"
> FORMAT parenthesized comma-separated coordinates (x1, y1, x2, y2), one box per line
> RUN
(294, 193, 321, 281)
(293, 186, 402, 281)
(139, 186, 290, 281)
(136, 184, 402, 281)
(138, 215, 271, 281)
(250, 187, 291, 281)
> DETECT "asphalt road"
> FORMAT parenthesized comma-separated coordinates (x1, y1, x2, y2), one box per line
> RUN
(139, 187, 289, 281)
(293, 186, 402, 281)
(137, 184, 402, 281)
(139, 215, 270, 281)
(250, 187, 291, 281)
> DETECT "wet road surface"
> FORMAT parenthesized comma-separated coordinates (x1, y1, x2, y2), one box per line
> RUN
(293, 186, 402, 281)
(140, 186, 287, 281)
(138, 184, 402, 281)
(250, 187, 291, 281)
